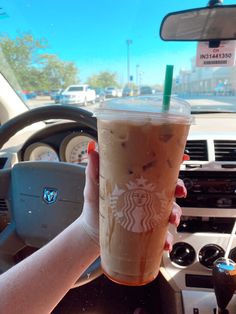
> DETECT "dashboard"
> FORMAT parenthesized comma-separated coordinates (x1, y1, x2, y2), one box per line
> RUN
(19, 122, 97, 164)
(160, 113, 236, 313)
(1, 112, 236, 313)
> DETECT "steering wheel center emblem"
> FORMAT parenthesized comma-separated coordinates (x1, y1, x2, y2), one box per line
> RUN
(43, 188, 58, 204)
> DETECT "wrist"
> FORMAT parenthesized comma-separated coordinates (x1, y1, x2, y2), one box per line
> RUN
(75, 216, 100, 252)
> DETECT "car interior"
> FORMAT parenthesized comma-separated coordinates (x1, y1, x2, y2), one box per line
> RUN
(1, 1, 236, 314)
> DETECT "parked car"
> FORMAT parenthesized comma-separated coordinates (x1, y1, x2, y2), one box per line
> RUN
(122, 87, 133, 97)
(139, 86, 153, 95)
(105, 86, 118, 98)
(50, 89, 63, 101)
(94, 87, 106, 102)
(21, 90, 37, 99)
(52, 89, 63, 103)
(122, 87, 140, 97)
(61, 84, 96, 106)
(214, 83, 235, 96)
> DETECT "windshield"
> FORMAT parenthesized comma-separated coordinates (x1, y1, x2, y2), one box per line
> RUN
(0, 0, 236, 114)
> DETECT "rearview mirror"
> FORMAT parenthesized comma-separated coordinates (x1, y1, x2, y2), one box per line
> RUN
(160, 5, 236, 41)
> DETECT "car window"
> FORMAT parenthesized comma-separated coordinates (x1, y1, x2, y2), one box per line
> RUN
(0, 1, 236, 113)
(67, 87, 84, 92)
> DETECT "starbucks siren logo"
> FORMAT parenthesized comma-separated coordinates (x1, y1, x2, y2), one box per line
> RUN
(110, 176, 168, 233)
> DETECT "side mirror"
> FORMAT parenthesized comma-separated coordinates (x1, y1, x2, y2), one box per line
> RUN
(160, 5, 236, 42)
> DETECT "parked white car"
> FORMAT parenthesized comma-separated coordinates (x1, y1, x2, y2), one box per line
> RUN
(104, 87, 123, 98)
(61, 84, 96, 106)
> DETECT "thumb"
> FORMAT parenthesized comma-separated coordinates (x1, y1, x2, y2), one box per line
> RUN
(83, 141, 99, 204)
(80, 141, 100, 246)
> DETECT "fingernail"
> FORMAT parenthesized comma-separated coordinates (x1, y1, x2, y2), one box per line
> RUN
(175, 185, 187, 198)
(165, 242, 173, 252)
(87, 141, 96, 154)
(182, 153, 190, 162)
(174, 214, 180, 227)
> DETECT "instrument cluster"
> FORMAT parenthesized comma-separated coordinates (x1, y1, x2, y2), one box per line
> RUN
(23, 132, 97, 165)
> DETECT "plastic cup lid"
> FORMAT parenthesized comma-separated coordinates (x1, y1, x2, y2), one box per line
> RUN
(93, 95, 192, 123)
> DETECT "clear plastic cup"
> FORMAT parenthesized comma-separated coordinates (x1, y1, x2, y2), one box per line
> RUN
(94, 95, 192, 286)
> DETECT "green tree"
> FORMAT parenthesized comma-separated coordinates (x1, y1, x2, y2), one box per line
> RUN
(39, 54, 79, 90)
(0, 33, 79, 91)
(0, 33, 46, 90)
(87, 71, 119, 88)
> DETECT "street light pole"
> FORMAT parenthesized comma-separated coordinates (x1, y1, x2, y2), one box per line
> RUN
(139, 71, 144, 86)
(126, 39, 132, 85)
(136, 64, 140, 87)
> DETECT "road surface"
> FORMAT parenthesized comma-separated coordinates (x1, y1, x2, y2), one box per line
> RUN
(28, 95, 236, 113)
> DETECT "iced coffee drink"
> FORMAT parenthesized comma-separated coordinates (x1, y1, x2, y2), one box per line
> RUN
(95, 97, 191, 286)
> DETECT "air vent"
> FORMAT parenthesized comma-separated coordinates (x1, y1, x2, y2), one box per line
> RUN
(184, 140, 208, 161)
(214, 140, 236, 161)
(0, 199, 8, 211)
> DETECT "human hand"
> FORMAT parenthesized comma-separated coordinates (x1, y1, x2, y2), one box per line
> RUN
(80, 141, 99, 246)
(164, 179, 187, 252)
(163, 154, 189, 252)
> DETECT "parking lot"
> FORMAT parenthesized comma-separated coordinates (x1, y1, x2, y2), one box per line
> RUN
(27, 96, 54, 108)
(27, 96, 97, 112)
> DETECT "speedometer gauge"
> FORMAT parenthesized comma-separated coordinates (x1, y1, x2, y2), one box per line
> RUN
(60, 133, 96, 164)
(23, 143, 59, 162)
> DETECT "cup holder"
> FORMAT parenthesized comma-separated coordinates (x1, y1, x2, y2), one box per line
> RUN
(169, 242, 196, 267)
(198, 244, 225, 269)
(229, 247, 236, 262)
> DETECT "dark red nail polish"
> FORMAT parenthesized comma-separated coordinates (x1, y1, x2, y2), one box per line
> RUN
(175, 185, 187, 197)
(182, 153, 190, 162)
(87, 141, 96, 154)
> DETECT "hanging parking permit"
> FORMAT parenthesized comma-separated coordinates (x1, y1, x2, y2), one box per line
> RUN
(196, 41, 236, 67)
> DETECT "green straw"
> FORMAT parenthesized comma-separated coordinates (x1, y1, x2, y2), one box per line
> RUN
(162, 65, 174, 112)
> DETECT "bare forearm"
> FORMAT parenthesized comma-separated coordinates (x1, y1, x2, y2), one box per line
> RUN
(0, 219, 99, 314)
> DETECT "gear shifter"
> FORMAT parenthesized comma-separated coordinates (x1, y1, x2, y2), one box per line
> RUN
(212, 257, 236, 313)
(212, 220, 236, 313)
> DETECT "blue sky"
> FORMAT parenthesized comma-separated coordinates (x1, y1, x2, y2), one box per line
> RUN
(1, 0, 236, 85)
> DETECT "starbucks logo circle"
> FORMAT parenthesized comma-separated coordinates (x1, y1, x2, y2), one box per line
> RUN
(109, 177, 169, 233)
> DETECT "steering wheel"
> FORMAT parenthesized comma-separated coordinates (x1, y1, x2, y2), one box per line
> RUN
(0, 105, 102, 287)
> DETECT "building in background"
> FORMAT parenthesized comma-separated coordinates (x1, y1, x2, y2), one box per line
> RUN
(173, 57, 236, 96)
